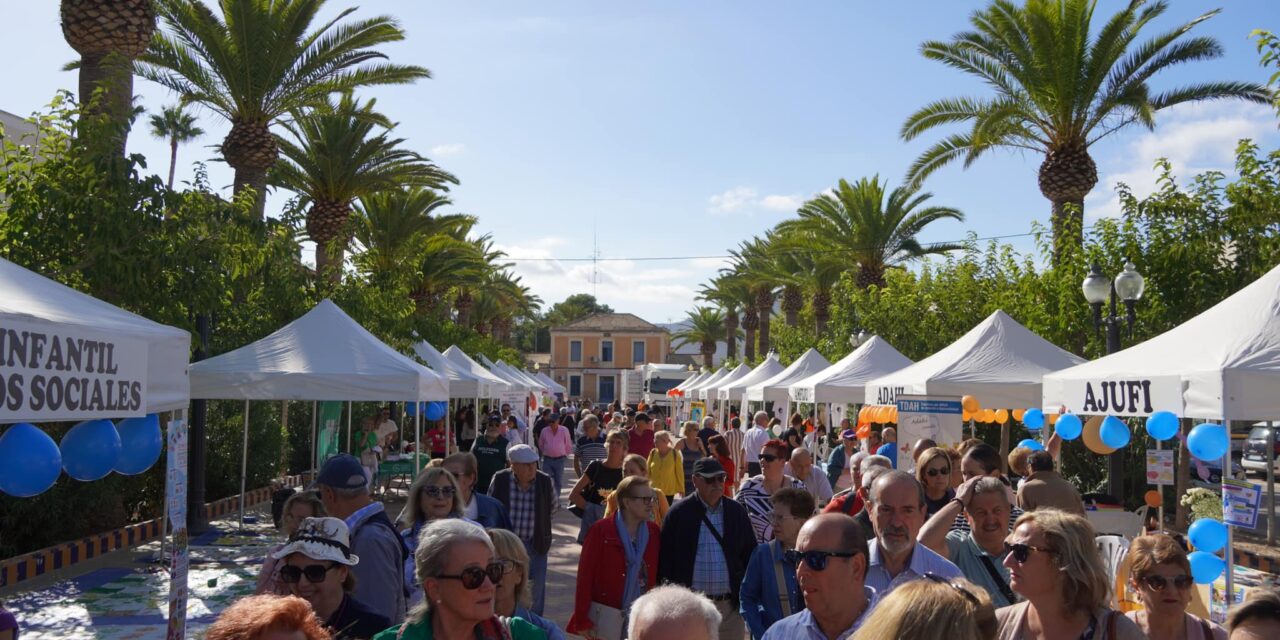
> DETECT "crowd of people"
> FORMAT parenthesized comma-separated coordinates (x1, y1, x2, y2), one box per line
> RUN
(177, 401, 1280, 640)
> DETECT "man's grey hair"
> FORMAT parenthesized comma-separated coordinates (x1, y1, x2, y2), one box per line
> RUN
(790, 446, 811, 461)
(627, 584, 721, 640)
(860, 454, 892, 474)
(869, 469, 926, 507)
(970, 476, 1011, 503)
(702, 416, 717, 429)
(327, 483, 369, 500)
(860, 464, 890, 491)
(581, 414, 600, 429)
(407, 519, 495, 623)
(753, 411, 769, 423)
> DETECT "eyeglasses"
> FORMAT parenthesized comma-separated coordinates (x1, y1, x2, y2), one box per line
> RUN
(625, 493, 657, 505)
(784, 549, 859, 571)
(925, 467, 950, 477)
(924, 573, 979, 606)
(759, 453, 781, 463)
(696, 474, 727, 484)
(769, 512, 799, 524)
(437, 562, 507, 589)
(1003, 541, 1055, 564)
(1141, 574, 1193, 591)
(279, 563, 339, 584)
(422, 486, 456, 499)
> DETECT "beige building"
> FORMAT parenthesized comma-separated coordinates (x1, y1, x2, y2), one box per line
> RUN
(547, 313, 670, 403)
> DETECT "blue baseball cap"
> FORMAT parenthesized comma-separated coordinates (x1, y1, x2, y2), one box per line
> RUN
(316, 454, 368, 490)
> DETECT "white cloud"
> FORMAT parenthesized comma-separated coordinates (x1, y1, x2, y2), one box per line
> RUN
(760, 194, 803, 211)
(707, 187, 805, 215)
(1086, 102, 1278, 220)
(430, 143, 467, 157)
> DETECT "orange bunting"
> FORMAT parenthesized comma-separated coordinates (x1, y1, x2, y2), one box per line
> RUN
(995, 409, 1010, 424)
(1012, 409, 1026, 422)
(962, 395, 981, 414)
(962, 410, 972, 422)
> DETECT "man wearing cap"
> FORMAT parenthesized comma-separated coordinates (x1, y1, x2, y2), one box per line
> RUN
(659, 457, 756, 640)
(488, 444, 556, 615)
(826, 428, 861, 492)
(316, 454, 407, 624)
(742, 411, 772, 477)
(274, 516, 390, 638)
(628, 411, 656, 459)
(470, 413, 510, 494)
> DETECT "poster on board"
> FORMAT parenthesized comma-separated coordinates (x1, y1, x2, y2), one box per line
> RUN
(895, 395, 963, 472)
(690, 401, 705, 425)
(165, 415, 189, 639)
(1146, 449, 1175, 486)
(316, 401, 343, 466)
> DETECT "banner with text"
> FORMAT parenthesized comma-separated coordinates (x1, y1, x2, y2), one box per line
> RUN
(0, 317, 149, 423)
(1146, 449, 1175, 486)
(1054, 376, 1182, 417)
(896, 395, 964, 472)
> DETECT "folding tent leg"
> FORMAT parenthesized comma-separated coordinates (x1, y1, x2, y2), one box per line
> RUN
(311, 401, 318, 476)
(346, 401, 352, 453)
(239, 399, 249, 530)
(415, 410, 422, 477)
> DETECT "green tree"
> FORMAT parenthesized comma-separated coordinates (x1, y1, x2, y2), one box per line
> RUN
(778, 176, 964, 289)
(139, 0, 430, 217)
(902, 0, 1269, 259)
(698, 273, 752, 360)
(673, 306, 728, 368)
(772, 228, 846, 336)
(148, 104, 204, 190)
(61, 0, 155, 157)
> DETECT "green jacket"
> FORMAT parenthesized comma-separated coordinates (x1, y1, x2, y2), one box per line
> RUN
(372, 615, 547, 640)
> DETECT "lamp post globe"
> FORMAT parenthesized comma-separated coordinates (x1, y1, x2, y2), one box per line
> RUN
(1082, 263, 1111, 305)
(1115, 261, 1145, 301)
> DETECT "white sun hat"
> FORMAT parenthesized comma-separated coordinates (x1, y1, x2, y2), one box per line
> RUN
(271, 516, 360, 566)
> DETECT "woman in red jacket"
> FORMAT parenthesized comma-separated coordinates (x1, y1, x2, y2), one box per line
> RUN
(567, 475, 661, 640)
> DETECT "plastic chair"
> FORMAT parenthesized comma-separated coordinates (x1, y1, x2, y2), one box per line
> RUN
(1096, 534, 1131, 608)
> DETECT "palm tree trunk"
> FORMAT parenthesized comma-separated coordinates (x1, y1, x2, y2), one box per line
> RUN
(76, 52, 134, 157)
(742, 308, 758, 362)
(167, 137, 179, 190)
(855, 263, 886, 289)
(314, 240, 343, 286)
(702, 343, 714, 368)
(233, 164, 270, 218)
(813, 290, 832, 337)
(724, 312, 739, 361)
(1051, 199, 1085, 264)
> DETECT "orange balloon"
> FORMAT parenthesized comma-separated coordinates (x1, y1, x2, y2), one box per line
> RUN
(962, 395, 981, 414)
(1012, 409, 1026, 422)
(995, 409, 1010, 423)
(1047, 413, 1059, 425)
(874, 406, 890, 423)
(980, 409, 996, 423)
(1082, 415, 1117, 455)
(962, 410, 972, 422)
(1144, 490, 1162, 508)
(887, 406, 898, 423)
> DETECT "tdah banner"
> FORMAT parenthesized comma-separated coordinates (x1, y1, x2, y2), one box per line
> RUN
(895, 395, 964, 472)
(0, 317, 149, 423)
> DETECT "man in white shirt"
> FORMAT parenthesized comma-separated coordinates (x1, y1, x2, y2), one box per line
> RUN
(784, 447, 834, 507)
(375, 406, 398, 450)
(741, 411, 771, 478)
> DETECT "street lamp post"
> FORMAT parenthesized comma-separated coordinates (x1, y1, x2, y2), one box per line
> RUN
(849, 330, 869, 349)
(1081, 260, 1146, 498)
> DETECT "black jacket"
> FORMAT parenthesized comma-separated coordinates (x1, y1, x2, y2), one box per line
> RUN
(488, 469, 555, 555)
(658, 493, 757, 606)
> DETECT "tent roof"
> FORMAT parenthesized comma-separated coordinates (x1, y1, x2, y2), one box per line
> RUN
(789, 336, 913, 404)
(0, 257, 192, 418)
(718, 355, 787, 402)
(699, 363, 753, 400)
(190, 299, 448, 401)
(865, 310, 1085, 409)
(746, 348, 832, 404)
(1044, 263, 1280, 420)
(675, 370, 710, 391)
(531, 371, 566, 394)
(443, 346, 513, 394)
(685, 367, 729, 395)
(494, 359, 547, 392)
(478, 355, 535, 392)
(413, 340, 488, 398)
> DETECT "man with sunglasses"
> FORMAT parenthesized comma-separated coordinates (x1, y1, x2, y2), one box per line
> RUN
(917, 475, 1017, 607)
(487, 444, 556, 616)
(658, 457, 757, 640)
(864, 470, 962, 598)
(273, 516, 389, 639)
(762, 513, 877, 639)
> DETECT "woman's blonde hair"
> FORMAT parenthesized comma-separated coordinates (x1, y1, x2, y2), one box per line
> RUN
(682, 421, 699, 438)
(401, 467, 464, 527)
(614, 476, 652, 504)
(488, 528, 531, 609)
(1127, 533, 1190, 580)
(1008, 446, 1033, 477)
(623, 453, 648, 476)
(915, 447, 950, 485)
(653, 430, 674, 446)
(280, 491, 326, 535)
(605, 428, 629, 448)
(1015, 508, 1109, 614)
(852, 576, 994, 640)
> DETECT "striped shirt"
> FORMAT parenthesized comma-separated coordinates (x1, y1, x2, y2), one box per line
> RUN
(737, 475, 806, 544)
(575, 434, 607, 468)
(723, 428, 745, 482)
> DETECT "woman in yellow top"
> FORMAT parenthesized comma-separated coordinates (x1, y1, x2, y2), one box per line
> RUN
(604, 454, 669, 524)
(647, 430, 684, 505)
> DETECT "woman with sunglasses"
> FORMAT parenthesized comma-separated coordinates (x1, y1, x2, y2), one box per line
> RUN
(737, 439, 807, 543)
(399, 468, 466, 608)
(569, 476, 661, 640)
(996, 509, 1144, 640)
(1124, 534, 1226, 639)
(273, 516, 390, 639)
(373, 519, 545, 640)
(603, 454, 669, 525)
(740, 488, 815, 640)
(258, 491, 327, 595)
(488, 529, 567, 640)
(917, 447, 957, 520)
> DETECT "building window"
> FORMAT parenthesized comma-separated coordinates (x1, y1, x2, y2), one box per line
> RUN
(570, 340, 582, 362)
(569, 375, 582, 397)
(601, 340, 613, 363)
(599, 376, 615, 402)
(633, 340, 645, 363)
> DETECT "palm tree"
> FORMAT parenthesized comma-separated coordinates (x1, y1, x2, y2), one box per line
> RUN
(673, 307, 727, 368)
(698, 273, 751, 361)
(273, 94, 456, 284)
(61, 0, 155, 155)
(455, 236, 510, 327)
(771, 228, 845, 336)
(727, 237, 782, 357)
(901, 0, 1269, 258)
(778, 176, 964, 289)
(148, 104, 204, 190)
(350, 188, 473, 282)
(139, 0, 430, 217)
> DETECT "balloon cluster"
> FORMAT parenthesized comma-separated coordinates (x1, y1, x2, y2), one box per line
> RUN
(405, 401, 449, 421)
(857, 405, 897, 424)
(1187, 518, 1229, 584)
(0, 414, 163, 498)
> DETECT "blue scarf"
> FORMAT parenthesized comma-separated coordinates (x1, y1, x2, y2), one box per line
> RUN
(615, 512, 649, 614)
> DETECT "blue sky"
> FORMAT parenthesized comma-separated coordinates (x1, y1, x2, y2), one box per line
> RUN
(3, 1, 1276, 324)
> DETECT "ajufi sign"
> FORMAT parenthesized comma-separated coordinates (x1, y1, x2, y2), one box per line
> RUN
(0, 318, 148, 422)
(1057, 376, 1182, 417)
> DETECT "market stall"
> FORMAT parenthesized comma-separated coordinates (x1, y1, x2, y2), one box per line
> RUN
(745, 348, 831, 413)
(789, 336, 913, 405)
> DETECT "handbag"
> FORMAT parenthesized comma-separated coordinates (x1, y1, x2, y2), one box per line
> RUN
(588, 601, 626, 640)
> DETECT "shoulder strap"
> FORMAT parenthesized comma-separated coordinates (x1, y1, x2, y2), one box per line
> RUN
(977, 552, 1018, 605)
(841, 493, 858, 515)
(770, 541, 793, 618)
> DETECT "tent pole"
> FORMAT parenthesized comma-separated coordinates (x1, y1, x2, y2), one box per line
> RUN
(311, 401, 318, 477)
(1223, 441, 1234, 606)
(240, 399, 250, 530)
(446, 398, 453, 456)
(415, 409, 422, 477)
(1267, 423, 1275, 545)
(346, 401, 352, 453)
(1157, 438, 1165, 528)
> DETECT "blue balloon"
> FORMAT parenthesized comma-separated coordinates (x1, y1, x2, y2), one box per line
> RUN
(1188, 550, 1226, 584)
(1100, 416, 1131, 449)
(1017, 438, 1044, 451)
(61, 419, 122, 481)
(1023, 408, 1045, 430)
(114, 414, 162, 475)
(1188, 518, 1228, 554)
(1056, 413, 1083, 440)
(1188, 423, 1229, 462)
(1145, 411, 1179, 441)
(0, 423, 63, 497)
(424, 401, 447, 422)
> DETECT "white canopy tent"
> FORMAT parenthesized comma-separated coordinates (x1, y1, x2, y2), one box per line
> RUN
(675, 370, 710, 391)
(746, 348, 832, 406)
(190, 299, 451, 526)
(864, 310, 1085, 410)
(496, 360, 548, 394)
(478, 355, 536, 393)
(718, 355, 786, 407)
(1044, 262, 1280, 420)
(443, 346, 514, 395)
(700, 363, 753, 401)
(0, 257, 192, 422)
(531, 371, 566, 395)
(790, 336, 913, 405)
(413, 340, 490, 398)
(686, 366, 729, 398)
